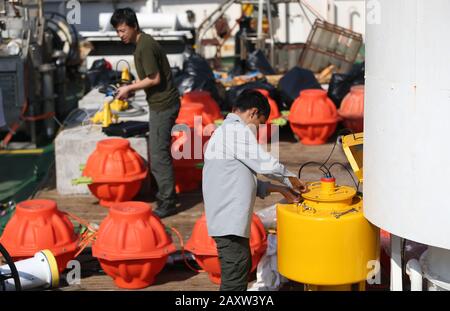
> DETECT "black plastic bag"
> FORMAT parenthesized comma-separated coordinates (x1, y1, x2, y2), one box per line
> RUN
(86, 58, 135, 89)
(224, 80, 285, 111)
(174, 73, 213, 96)
(328, 62, 365, 108)
(247, 49, 275, 75)
(278, 66, 322, 109)
(173, 52, 223, 106)
(183, 53, 215, 80)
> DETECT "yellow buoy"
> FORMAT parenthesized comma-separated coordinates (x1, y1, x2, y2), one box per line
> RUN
(110, 98, 129, 111)
(121, 67, 131, 83)
(91, 100, 118, 127)
(277, 177, 379, 290)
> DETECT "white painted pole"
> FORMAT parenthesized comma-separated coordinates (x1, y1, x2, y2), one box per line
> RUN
(390, 235, 403, 291)
(406, 259, 423, 291)
(257, 0, 264, 39)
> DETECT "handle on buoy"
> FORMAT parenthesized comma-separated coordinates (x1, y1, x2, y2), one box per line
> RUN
(72, 176, 93, 185)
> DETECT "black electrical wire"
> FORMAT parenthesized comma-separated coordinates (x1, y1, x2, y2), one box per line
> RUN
(318, 128, 363, 176)
(0, 243, 22, 291)
(327, 162, 359, 191)
(319, 140, 337, 176)
(116, 59, 131, 74)
(297, 128, 363, 187)
(298, 161, 330, 180)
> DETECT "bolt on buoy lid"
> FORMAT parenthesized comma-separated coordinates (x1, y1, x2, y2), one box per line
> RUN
(0, 199, 79, 257)
(92, 202, 176, 261)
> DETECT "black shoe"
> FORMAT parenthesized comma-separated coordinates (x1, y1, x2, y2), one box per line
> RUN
(152, 205, 178, 219)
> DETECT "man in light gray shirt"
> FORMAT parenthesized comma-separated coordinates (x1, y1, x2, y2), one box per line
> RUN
(203, 90, 307, 291)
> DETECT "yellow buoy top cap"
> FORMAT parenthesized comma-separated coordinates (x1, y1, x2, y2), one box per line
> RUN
(301, 178, 356, 203)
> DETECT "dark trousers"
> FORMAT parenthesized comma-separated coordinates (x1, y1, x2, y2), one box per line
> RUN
(213, 235, 251, 291)
(148, 99, 180, 209)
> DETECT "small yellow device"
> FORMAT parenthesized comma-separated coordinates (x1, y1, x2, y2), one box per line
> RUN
(242, 4, 254, 17)
(110, 98, 129, 111)
(91, 99, 119, 127)
(108, 66, 131, 112)
(121, 66, 131, 83)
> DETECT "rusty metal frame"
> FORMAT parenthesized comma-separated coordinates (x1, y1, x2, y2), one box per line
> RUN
(298, 19, 363, 73)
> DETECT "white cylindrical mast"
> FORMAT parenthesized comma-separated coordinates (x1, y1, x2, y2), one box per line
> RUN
(365, 0, 450, 250)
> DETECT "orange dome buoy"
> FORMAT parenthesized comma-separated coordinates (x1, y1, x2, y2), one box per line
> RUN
(177, 102, 214, 128)
(185, 213, 267, 284)
(82, 139, 148, 207)
(172, 158, 203, 193)
(255, 89, 281, 144)
(0, 199, 80, 273)
(173, 103, 213, 193)
(338, 85, 364, 133)
(289, 89, 338, 145)
(182, 91, 223, 123)
(92, 201, 177, 289)
(255, 89, 281, 123)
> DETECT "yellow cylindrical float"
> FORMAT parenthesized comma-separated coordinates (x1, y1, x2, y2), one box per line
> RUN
(277, 177, 379, 290)
(121, 66, 131, 83)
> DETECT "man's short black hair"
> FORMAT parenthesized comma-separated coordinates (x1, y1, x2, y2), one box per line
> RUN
(110, 8, 140, 31)
(233, 90, 271, 120)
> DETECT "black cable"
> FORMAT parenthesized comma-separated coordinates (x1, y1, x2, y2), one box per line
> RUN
(115, 59, 131, 74)
(401, 238, 408, 290)
(0, 243, 22, 291)
(318, 128, 363, 176)
(298, 161, 330, 180)
(327, 162, 359, 191)
(319, 140, 337, 177)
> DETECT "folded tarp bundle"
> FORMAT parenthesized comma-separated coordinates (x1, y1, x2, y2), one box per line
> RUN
(102, 121, 149, 138)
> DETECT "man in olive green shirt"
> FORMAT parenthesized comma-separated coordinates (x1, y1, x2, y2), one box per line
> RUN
(111, 8, 180, 218)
